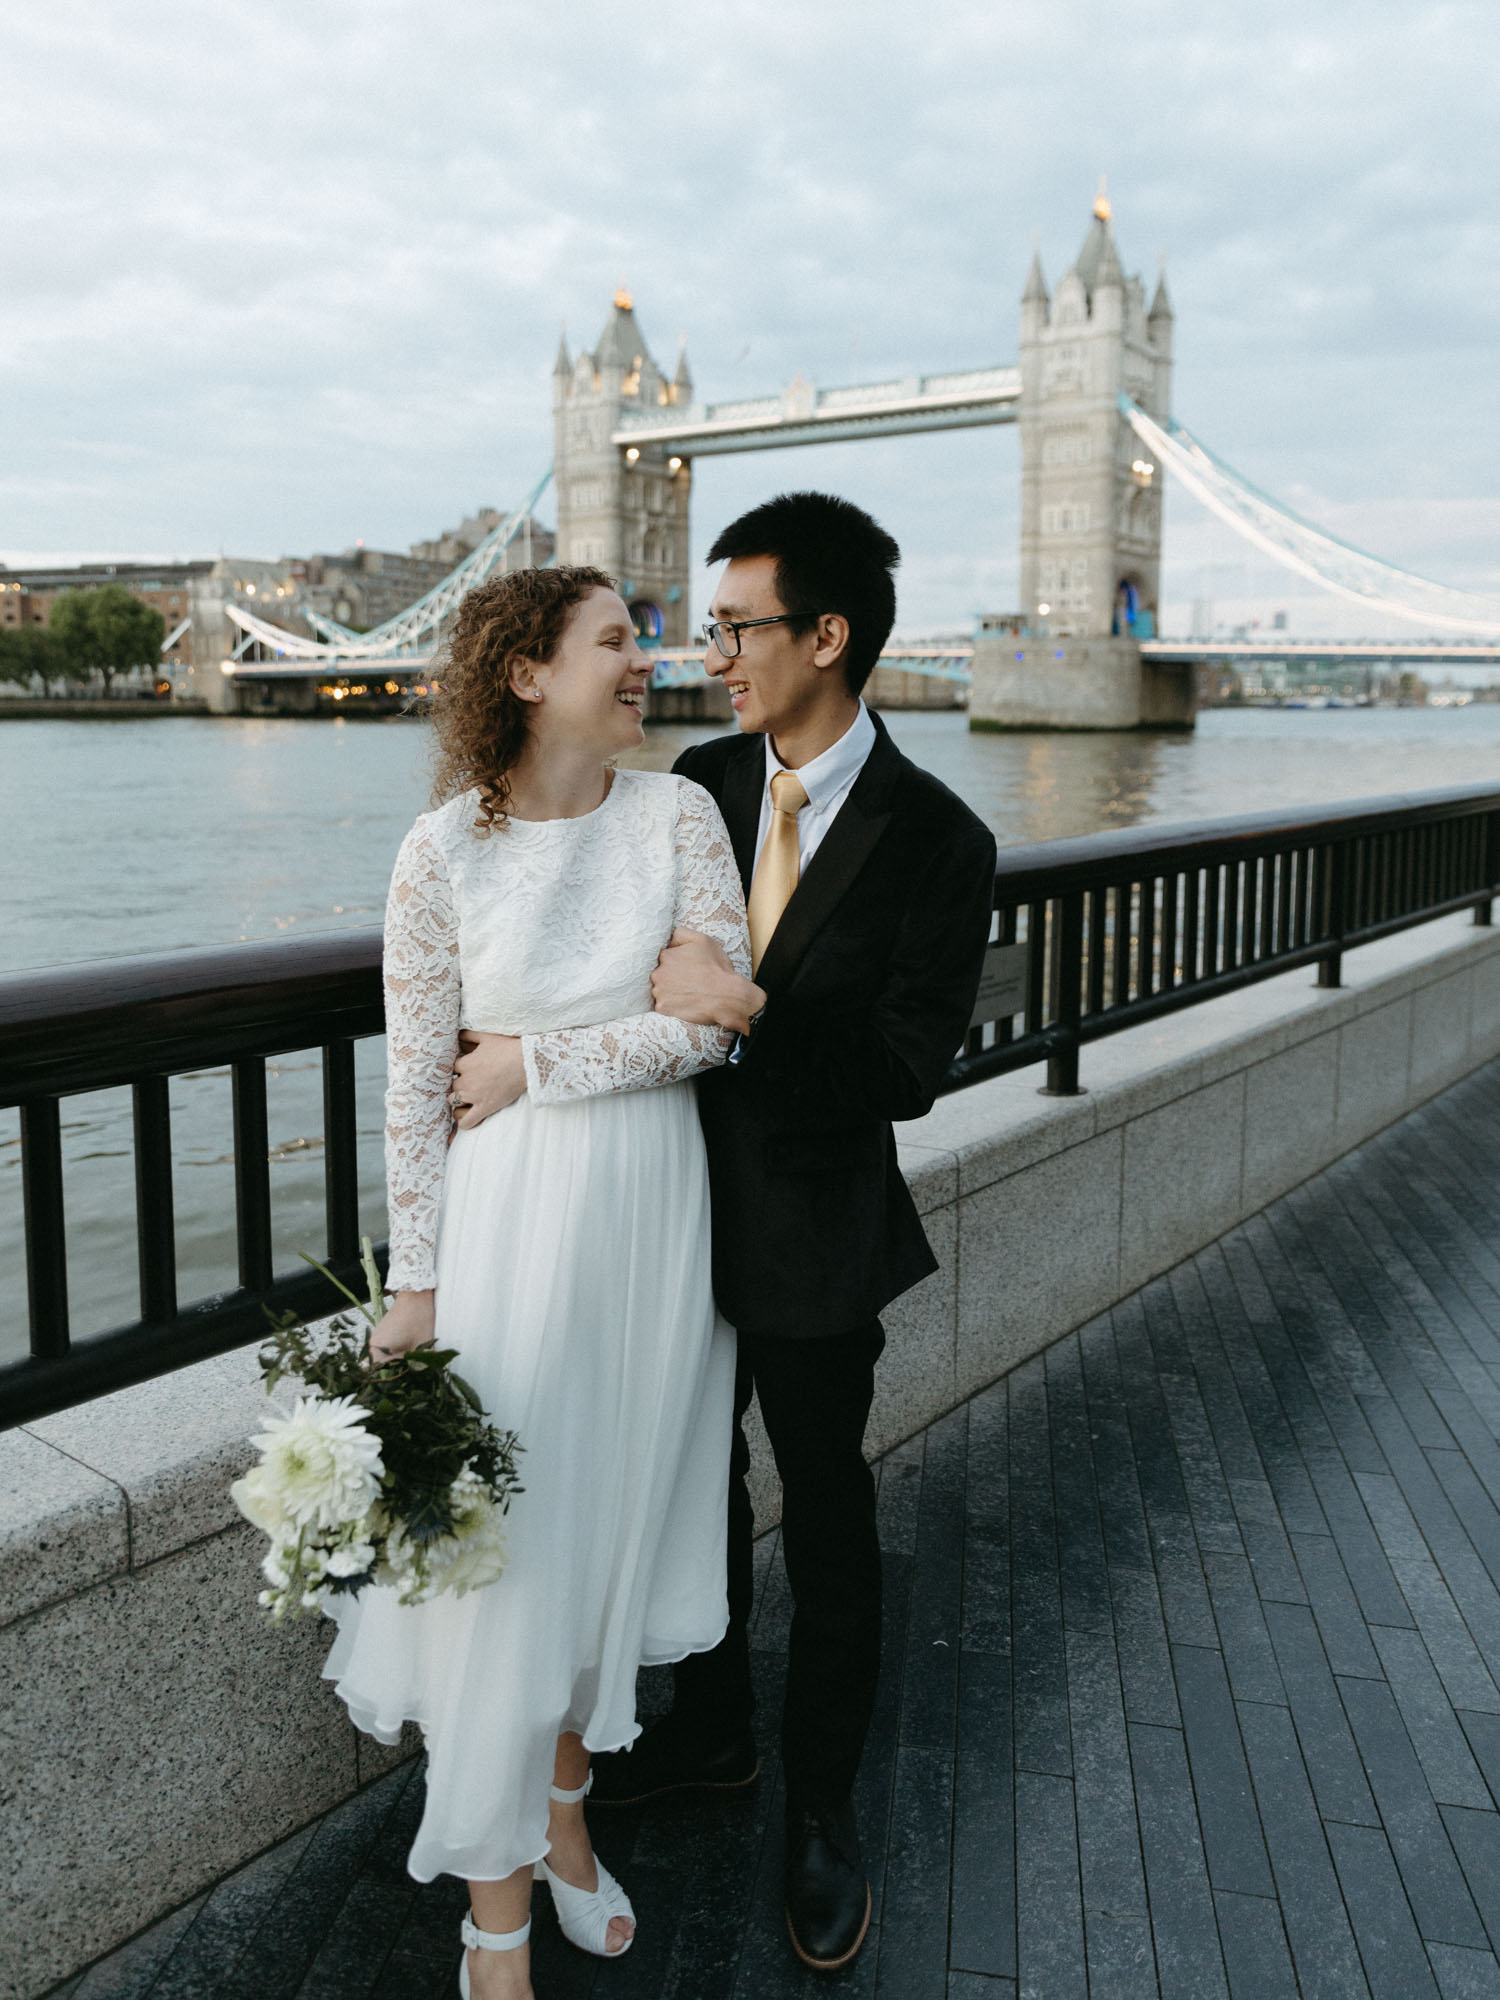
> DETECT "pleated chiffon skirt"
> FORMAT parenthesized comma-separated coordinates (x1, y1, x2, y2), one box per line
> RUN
(322, 1080, 734, 1882)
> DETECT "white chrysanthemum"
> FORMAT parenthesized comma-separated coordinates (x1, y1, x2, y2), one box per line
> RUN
(374, 1469, 509, 1605)
(231, 1463, 296, 1540)
(437, 1510, 508, 1598)
(249, 1395, 385, 1532)
(429, 1468, 509, 1600)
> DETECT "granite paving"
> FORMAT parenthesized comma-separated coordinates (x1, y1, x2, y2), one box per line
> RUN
(48, 1058, 1500, 1998)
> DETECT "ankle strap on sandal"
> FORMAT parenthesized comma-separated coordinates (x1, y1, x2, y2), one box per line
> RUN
(461, 1912, 532, 1952)
(550, 1771, 594, 1805)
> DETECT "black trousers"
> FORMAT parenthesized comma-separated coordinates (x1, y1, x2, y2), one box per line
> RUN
(673, 1319, 885, 1809)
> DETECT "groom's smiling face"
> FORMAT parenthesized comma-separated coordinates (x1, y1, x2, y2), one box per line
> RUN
(705, 555, 826, 740)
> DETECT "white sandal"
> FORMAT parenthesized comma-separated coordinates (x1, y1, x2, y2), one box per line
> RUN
(538, 1774, 636, 1958)
(457, 1911, 530, 1999)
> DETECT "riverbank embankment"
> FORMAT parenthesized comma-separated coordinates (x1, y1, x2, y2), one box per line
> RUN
(0, 699, 209, 719)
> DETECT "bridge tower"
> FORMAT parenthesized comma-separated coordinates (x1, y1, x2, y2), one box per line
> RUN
(552, 291, 695, 644)
(1018, 188, 1173, 641)
(974, 190, 1190, 728)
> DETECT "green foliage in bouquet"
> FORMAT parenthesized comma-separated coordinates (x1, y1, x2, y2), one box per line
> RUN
(232, 1238, 523, 1620)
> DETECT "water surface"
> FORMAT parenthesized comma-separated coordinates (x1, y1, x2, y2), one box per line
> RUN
(3, 705, 1496, 1358)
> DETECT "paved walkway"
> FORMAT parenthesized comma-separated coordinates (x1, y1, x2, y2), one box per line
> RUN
(51, 1058, 1500, 1999)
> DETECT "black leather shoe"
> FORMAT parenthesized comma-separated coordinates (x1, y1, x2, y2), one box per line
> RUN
(588, 1714, 759, 1807)
(784, 1798, 871, 1972)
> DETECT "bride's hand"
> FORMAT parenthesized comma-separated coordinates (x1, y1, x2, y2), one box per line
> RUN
(368, 1288, 435, 1365)
(451, 1031, 526, 1128)
(652, 929, 764, 1036)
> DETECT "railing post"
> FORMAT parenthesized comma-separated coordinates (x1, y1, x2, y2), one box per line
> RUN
(1041, 891, 1086, 1096)
(133, 1074, 177, 1326)
(322, 1039, 361, 1263)
(21, 1097, 70, 1360)
(1477, 810, 1498, 927)
(232, 1058, 274, 1293)
(1316, 839, 1347, 989)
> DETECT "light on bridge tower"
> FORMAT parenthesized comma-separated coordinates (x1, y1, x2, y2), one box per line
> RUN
(552, 294, 694, 645)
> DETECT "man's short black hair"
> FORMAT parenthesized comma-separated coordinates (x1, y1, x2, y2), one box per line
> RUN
(706, 491, 900, 696)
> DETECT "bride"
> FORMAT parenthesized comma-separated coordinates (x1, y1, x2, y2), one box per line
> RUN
(321, 566, 755, 1999)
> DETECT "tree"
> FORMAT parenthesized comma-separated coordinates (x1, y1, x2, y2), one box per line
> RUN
(0, 623, 63, 689)
(48, 585, 166, 694)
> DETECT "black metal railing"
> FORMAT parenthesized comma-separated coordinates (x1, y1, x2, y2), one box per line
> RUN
(0, 934, 384, 1428)
(951, 782, 1499, 1098)
(2, 783, 1496, 1429)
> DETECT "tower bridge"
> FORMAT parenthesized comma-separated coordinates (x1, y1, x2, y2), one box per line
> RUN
(209, 189, 1500, 725)
(547, 188, 1176, 723)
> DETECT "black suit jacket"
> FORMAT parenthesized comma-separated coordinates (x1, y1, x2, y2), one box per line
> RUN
(673, 712, 997, 1340)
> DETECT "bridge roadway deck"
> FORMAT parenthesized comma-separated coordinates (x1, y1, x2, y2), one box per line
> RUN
(50, 1057, 1500, 1999)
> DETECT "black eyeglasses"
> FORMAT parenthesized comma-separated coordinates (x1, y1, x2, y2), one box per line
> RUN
(700, 613, 825, 660)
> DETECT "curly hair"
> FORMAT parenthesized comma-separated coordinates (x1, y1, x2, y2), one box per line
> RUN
(429, 564, 616, 832)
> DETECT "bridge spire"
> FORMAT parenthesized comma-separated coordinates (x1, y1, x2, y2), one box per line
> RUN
(1070, 187, 1121, 303)
(596, 290, 642, 367)
(672, 337, 693, 405)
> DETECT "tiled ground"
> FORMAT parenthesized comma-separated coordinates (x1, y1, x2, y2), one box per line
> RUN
(50, 1058, 1500, 1998)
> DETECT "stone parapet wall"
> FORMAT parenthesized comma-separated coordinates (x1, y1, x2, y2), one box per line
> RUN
(5, 913, 1499, 1998)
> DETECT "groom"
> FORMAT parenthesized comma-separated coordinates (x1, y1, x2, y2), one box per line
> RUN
(592, 491, 997, 1970)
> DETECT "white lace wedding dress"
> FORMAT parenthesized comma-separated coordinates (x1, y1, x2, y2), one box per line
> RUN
(322, 768, 748, 1884)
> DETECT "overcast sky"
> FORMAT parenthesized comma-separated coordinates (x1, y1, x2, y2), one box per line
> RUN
(3, 0, 1496, 637)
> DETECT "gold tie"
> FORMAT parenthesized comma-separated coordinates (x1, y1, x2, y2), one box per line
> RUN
(747, 770, 810, 972)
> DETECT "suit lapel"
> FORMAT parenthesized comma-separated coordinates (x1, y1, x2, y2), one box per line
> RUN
(755, 717, 902, 994)
(719, 736, 765, 896)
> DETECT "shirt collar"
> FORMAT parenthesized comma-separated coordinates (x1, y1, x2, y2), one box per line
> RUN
(763, 701, 876, 812)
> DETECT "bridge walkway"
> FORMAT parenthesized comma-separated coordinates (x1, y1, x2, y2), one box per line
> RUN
(50, 1057, 1500, 1999)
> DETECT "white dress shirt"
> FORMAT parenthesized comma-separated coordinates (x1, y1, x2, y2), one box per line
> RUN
(753, 700, 877, 879)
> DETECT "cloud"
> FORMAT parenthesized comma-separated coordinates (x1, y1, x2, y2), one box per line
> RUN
(1, 0, 1495, 638)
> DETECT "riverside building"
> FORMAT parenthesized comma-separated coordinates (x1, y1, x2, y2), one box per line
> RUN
(0, 504, 552, 701)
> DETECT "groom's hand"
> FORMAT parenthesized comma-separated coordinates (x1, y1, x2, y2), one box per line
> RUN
(450, 1031, 526, 1127)
(652, 929, 765, 1037)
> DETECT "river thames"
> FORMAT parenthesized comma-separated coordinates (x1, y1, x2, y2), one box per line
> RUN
(3, 703, 1498, 1358)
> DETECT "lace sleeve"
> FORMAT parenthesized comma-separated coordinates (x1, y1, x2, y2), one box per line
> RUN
(522, 779, 751, 1106)
(382, 818, 461, 1290)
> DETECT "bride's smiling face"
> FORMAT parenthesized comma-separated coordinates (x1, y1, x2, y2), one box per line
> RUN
(516, 587, 651, 754)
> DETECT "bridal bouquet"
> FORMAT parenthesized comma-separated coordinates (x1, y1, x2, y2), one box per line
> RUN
(232, 1239, 524, 1622)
